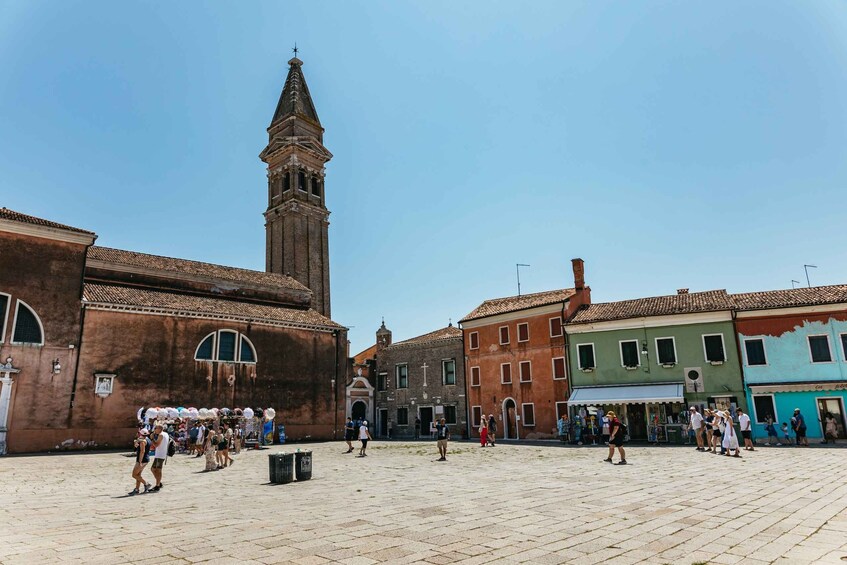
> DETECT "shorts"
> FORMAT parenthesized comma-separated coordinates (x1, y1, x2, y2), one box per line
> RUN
(741, 431, 751, 440)
(712, 430, 722, 437)
(345, 431, 355, 441)
(152, 458, 165, 469)
(360, 438, 368, 448)
(610, 435, 624, 447)
(437, 439, 448, 449)
(796, 428, 806, 439)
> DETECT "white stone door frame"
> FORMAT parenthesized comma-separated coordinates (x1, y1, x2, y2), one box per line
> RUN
(0, 365, 21, 456)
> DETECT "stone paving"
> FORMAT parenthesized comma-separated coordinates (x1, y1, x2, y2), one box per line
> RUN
(2, 440, 847, 565)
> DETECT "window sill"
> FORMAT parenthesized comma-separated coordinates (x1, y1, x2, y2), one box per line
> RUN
(519, 380, 532, 384)
(579, 368, 594, 373)
(661, 363, 676, 369)
(709, 360, 724, 366)
(624, 366, 639, 371)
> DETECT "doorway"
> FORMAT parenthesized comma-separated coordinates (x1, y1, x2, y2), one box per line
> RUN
(378, 408, 388, 438)
(628, 404, 647, 441)
(817, 397, 847, 439)
(351, 400, 367, 422)
(503, 398, 517, 439)
(419, 407, 434, 439)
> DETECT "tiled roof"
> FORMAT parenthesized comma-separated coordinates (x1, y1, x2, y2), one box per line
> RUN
(570, 290, 734, 324)
(461, 289, 575, 322)
(387, 325, 462, 349)
(0, 207, 95, 235)
(733, 285, 847, 310)
(353, 344, 378, 364)
(83, 282, 342, 329)
(87, 246, 309, 292)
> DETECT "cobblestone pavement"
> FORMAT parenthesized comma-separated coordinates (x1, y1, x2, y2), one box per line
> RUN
(2, 441, 847, 565)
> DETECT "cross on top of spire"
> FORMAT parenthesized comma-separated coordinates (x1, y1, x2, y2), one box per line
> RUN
(292, 43, 298, 57)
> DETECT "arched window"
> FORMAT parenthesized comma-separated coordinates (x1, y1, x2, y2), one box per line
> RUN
(194, 330, 257, 364)
(12, 300, 44, 345)
(0, 292, 10, 343)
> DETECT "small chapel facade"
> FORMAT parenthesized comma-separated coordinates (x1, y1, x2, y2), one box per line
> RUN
(0, 57, 348, 454)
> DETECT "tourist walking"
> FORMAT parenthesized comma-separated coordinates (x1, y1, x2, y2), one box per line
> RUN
(194, 423, 206, 457)
(558, 415, 569, 444)
(221, 424, 234, 467)
(689, 406, 705, 451)
(414, 416, 421, 440)
(737, 408, 754, 451)
(129, 428, 152, 495)
(602, 411, 626, 465)
(344, 417, 355, 453)
(791, 409, 809, 447)
(149, 424, 169, 491)
(764, 416, 779, 445)
(824, 413, 838, 444)
(781, 422, 792, 445)
(487, 414, 497, 446)
(479, 418, 488, 447)
(435, 418, 450, 461)
(600, 413, 610, 444)
(203, 429, 217, 471)
(358, 420, 372, 457)
(721, 411, 742, 457)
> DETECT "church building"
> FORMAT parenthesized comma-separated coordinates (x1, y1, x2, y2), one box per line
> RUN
(0, 57, 347, 454)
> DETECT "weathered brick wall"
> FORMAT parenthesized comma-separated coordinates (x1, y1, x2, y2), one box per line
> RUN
(375, 338, 467, 439)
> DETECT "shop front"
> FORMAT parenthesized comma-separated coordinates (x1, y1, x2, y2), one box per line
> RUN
(747, 381, 847, 441)
(568, 383, 688, 443)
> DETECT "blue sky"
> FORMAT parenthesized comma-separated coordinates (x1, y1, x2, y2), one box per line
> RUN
(2, 2, 846, 354)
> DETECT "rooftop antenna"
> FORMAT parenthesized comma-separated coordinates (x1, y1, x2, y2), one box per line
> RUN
(803, 264, 817, 288)
(791, 280, 800, 289)
(516, 263, 530, 296)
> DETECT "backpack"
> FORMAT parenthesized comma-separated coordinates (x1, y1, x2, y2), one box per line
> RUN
(618, 422, 628, 436)
(167, 438, 176, 457)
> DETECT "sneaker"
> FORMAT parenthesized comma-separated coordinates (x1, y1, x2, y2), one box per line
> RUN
(615, 460, 627, 465)
(602, 458, 613, 463)
(150, 485, 161, 492)
(143, 483, 152, 494)
(128, 489, 139, 496)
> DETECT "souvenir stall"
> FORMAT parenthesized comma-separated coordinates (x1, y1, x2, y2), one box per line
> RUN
(136, 406, 277, 450)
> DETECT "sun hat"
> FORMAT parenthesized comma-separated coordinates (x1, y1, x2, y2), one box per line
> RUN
(138, 429, 149, 436)
(605, 411, 616, 418)
(794, 408, 800, 412)
(362, 420, 368, 425)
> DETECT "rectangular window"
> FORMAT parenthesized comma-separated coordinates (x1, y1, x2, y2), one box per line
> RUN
(517, 323, 529, 342)
(703, 334, 726, 363)
(577, 343, 595, 370)
(298, 171, 306, 191)
(442, 359, 456, 385)
(444, 405, 457, 425)
(552, 357, 566, 380)
(620, 340, 639, 368)
(499, 326, 510, 345)
(311, 177, 321, 197)
(519, 360, 532, 382)
(808, 335, 833, 363)
(469, 331, 479, 350)
(395, 364, 408, 388)
(549, 316, 563, 337)
(470, 366, 481, 387)
(501, 363, 512, 384)
(656, 337, 677, 365)
(841, 333, 847, 362)
(283, 172, 290, 192)
(397, 407, 408, 425)
(744, 339, 767, 366)
(218, 331, 236, 362)
(471, 406, 482, 427)
(377, 372, 388, 391)
(555, 401, 568, 420)
(521, 403, 535, 426)
(752, 395, 777, 424)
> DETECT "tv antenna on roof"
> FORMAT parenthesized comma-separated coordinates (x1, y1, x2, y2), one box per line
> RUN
(804, 264, 817, 288)
(516, 263, 530, 296)
(791, 280, 800, 289)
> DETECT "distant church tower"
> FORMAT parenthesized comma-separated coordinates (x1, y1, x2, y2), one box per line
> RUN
(261, 56, 332, 316)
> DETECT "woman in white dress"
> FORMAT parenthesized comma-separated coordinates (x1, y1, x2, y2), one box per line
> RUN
(721, 411, 741, 457)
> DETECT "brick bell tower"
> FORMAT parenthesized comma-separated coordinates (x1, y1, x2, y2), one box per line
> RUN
(261, 56, 332, 317)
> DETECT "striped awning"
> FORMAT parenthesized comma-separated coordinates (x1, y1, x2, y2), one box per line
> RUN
(568, 383, 685, 405)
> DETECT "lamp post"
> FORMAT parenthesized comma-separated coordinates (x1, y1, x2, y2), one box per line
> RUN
(0, 356, 21, 456)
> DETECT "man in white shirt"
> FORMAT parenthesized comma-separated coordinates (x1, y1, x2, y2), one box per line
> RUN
(149, 424, 170, 491)
(689, 406, 705, 452)
(737, 408, 754, 451)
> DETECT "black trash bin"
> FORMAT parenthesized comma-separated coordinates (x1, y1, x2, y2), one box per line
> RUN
(268, 452, 295, 484)
(295, 450, 312, 481)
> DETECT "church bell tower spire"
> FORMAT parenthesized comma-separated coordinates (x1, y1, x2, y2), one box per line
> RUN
(260, 55, 333, 317)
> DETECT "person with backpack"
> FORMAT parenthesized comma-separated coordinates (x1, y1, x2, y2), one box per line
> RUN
(603, 411, 627, 465)
(149, 424, 170, 491)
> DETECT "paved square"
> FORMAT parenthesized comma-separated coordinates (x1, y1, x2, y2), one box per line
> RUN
(2, 441, 847, 564)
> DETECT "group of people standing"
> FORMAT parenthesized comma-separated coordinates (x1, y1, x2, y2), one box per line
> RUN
(687, 406, 751, 457)
(478, 414, 497, 447)
(191, 422, 238, 471)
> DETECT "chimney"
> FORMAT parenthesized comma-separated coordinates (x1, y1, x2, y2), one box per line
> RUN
(572, 258, 585, 291)
(677, 288, 689, 295)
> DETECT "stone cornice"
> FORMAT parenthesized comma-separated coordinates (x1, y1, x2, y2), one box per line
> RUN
(0, 219, 97, 246)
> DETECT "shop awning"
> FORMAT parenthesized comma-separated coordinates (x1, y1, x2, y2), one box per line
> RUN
(749, 381, 847, 394)
(568, 383, 685, 405)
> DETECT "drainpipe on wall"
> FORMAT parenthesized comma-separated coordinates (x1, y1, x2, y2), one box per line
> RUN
(730, 309, 747, 411)
(333, 329, 339, 441)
